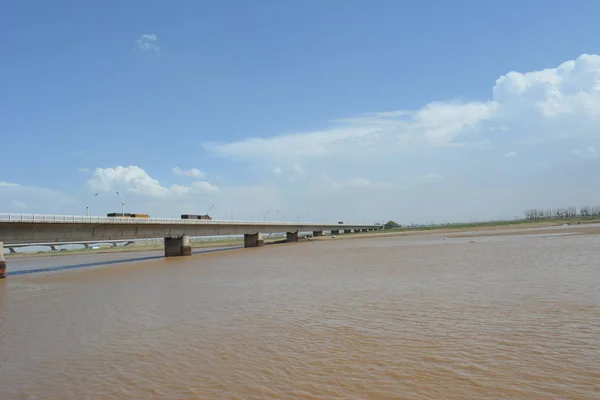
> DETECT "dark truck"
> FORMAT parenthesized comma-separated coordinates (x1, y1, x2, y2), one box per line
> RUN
(181, 214, 213, 220)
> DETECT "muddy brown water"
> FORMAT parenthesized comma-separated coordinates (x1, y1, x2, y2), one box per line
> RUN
(1, 232, 599, 399)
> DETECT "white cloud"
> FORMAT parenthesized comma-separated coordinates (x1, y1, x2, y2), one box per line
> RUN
(571, 146, 598, 159)
(272, 167, 283, 174)
(505, 151, 517, 158)
(0, 181, 21, 188)
(414, 101, 499, 146)
(172, 167, 205, 178)
(87, 165, 218, 198)
(204, 101, 498, 160)
(206, 54, 600, 163)
(135, 33, 160, 54)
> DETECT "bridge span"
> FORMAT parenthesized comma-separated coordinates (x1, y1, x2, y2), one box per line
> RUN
(0, 213, 382, 278)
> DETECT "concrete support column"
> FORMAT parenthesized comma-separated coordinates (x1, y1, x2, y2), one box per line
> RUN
(0, 242, 6, 279)
(164, 235, 192, 257)
(286, 232, 299, 242)
(244, 233, 264, 248)
(344, 229, 352, 234)
(313, 230, 323, 237)
(331, 230, 339, 235)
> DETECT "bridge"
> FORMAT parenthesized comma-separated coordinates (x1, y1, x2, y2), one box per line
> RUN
(0, 213, 382, 278)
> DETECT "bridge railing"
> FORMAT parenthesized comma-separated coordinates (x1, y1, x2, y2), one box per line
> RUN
(0, 213, 286, 225)
(0, 213, 379, 228)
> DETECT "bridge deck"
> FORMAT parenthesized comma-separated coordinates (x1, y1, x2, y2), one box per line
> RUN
(0, 213, 373, 227)
(0, 213, 381, 245)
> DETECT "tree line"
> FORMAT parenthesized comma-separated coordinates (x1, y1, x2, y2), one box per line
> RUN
(524, 206, 600, 221)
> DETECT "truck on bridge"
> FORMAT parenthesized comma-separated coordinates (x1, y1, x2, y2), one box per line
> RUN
(107, 213, 150, 218)
(181, 214, 212, 220)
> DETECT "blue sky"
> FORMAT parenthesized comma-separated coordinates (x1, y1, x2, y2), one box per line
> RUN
(2, 0, 600, 223)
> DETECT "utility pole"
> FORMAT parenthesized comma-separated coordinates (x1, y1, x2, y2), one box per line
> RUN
(116, 192, 125, 216)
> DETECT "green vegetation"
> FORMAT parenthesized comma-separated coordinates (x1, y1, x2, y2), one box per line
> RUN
(384, 220, 401, 229)
(376, 216, 600, 234)
(376, 205, 600, 233)
(524, 206, 600, 220)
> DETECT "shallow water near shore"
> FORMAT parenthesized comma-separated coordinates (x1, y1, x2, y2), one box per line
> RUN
(1, 232, 599, 399)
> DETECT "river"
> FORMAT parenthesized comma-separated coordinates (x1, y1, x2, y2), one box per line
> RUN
(1, 232, 599, 399)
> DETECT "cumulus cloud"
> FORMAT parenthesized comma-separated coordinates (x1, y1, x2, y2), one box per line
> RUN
(172, 167, 205, 178)
(135, 33, 160, 54)
(88, 166, 217, 197)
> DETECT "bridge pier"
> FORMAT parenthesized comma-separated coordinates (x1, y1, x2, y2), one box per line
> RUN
(0, 242, 6, 279)
(244, 233, 264, 248)
(164, 235, 192, 257)
(313, 230, 323, 237)
(286, 232, 299, 242)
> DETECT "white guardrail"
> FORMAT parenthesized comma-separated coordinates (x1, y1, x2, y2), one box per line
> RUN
(0, 213, 375, 227)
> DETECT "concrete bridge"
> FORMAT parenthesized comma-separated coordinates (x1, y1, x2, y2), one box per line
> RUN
(0, 213, 382, 278)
